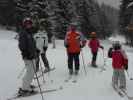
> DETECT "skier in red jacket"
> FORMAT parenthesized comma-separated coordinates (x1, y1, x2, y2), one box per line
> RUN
(88, 32, 104, 67)
(64, 24, 86, 75)
(108, 41, 128, 90)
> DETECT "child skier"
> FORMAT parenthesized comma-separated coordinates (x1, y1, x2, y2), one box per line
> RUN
(88, 32, 104, 67)
(108, 41, 128, 90)
(64, 24, 86, 75)
(34, 19, 50, 73)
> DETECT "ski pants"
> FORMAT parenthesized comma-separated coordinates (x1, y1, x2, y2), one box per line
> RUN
(112, 69, 126, 89)
(36, 52, 50, 72)
(22, 59, 36, 91)
(67, 53, 80, 71)
(92, 52, 97, 63)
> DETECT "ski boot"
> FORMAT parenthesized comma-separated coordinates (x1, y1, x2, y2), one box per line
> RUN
(75, 70, 79, 75)
(69, 69, 73, 75)
(91, 61, 97, 68)
(18, 88, 37, 96)
(30, 85, 36, 89)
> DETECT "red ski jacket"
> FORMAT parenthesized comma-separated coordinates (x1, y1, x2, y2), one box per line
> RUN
(109, 49, 128, 69)
(88, 38, 100, 53)
(65, 31, 81, 53)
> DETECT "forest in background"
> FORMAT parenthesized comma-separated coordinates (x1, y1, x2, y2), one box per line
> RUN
(0, 0, 119, 40)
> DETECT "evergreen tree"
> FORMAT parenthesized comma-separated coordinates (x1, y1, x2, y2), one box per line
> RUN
(119, 0, 133, 46)
(0, 0, 118, 40)
(0, 0, 16, 27)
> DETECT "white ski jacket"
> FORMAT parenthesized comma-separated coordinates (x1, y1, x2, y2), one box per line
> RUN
(34, 30, 48, 53)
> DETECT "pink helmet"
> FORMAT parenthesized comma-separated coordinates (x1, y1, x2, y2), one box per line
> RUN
(23, 17, 33, 28)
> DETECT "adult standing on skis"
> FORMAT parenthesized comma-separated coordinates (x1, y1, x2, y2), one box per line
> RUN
(88, 32, 104, 67)
(18, 17, 37, 95)
(64, 24, 85, 75)
(34, 19, 50, 73)
(108, 41, 128, 90)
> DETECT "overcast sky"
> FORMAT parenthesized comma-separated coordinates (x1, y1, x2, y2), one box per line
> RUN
(97, 0, 120, 9)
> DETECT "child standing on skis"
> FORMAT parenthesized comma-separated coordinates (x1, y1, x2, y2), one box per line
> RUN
(108, 41, 128, 90)
(34, 19, 51, 73)
(88, 32, 104, 67)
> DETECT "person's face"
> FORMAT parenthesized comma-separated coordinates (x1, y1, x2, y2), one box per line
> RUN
(25, 22, 32, 29)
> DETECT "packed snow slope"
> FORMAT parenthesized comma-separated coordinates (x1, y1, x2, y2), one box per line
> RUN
(0, 30, 133, 100)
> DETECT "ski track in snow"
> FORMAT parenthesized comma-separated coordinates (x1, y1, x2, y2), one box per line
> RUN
(0, 30, 133, 100)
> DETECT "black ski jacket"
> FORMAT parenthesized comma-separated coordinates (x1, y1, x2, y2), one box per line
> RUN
(18, 28, 37, 60)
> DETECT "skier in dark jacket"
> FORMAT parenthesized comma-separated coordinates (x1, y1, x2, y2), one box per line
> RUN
(18, 17, 38, 95)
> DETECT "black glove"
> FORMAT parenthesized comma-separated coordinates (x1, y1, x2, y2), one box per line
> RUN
(43, 47, 48, 51)
(65, 44, 69, 48)
(100, 46, 104, 49)
(108, 47, 113, 58)
(80, 44, 84, 48)
(36, 49, 40, 54)
(125, 64, 128, 70)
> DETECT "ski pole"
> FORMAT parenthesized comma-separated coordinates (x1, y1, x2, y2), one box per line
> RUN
(39, 56, 45, 83)
(31, 60, 44, 100)
(17, 67, 25, 79)
(102, 49, 106, 70)
(126, 70, 133, 80)
(81, 49, 87, 76)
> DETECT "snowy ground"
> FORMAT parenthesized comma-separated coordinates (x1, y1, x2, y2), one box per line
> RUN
(0, 30, 133, 100)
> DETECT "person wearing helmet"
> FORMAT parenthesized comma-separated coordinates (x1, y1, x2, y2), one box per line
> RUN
(18, 17, 38, 96)
(108, 41, 128, 90)
(34, 20, 51, 73)
(88, 32, 104, 67)
(64, 24, 86, 75)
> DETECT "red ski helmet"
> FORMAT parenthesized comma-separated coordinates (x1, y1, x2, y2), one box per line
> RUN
(68, 24, 76, 32)
(23, 17, 33, 29)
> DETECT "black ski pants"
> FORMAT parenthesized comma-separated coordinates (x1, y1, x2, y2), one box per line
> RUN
(36, 52, 49, 72)
(67, 53, 80, 71)
(92, 52, 98, 62)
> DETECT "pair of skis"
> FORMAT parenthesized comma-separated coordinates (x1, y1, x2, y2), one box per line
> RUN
(121, 89, 133, 100)
(113, 86, 133, 100)
(7, 86, 63, 100)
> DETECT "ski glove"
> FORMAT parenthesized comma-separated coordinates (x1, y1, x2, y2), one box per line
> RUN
(36, 49, 40, 54)
(43, 47, 48, 51)
(100, 46, 104, 49)
(124, 64, 128, 70)
(64, 44, 69, 48)
(27, 54, 35, 60)
(80, 44, 84, 48)
(108, 47, 113, 58)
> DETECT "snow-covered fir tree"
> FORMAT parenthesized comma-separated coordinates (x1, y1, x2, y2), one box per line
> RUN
(119, 0, 133, 46)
